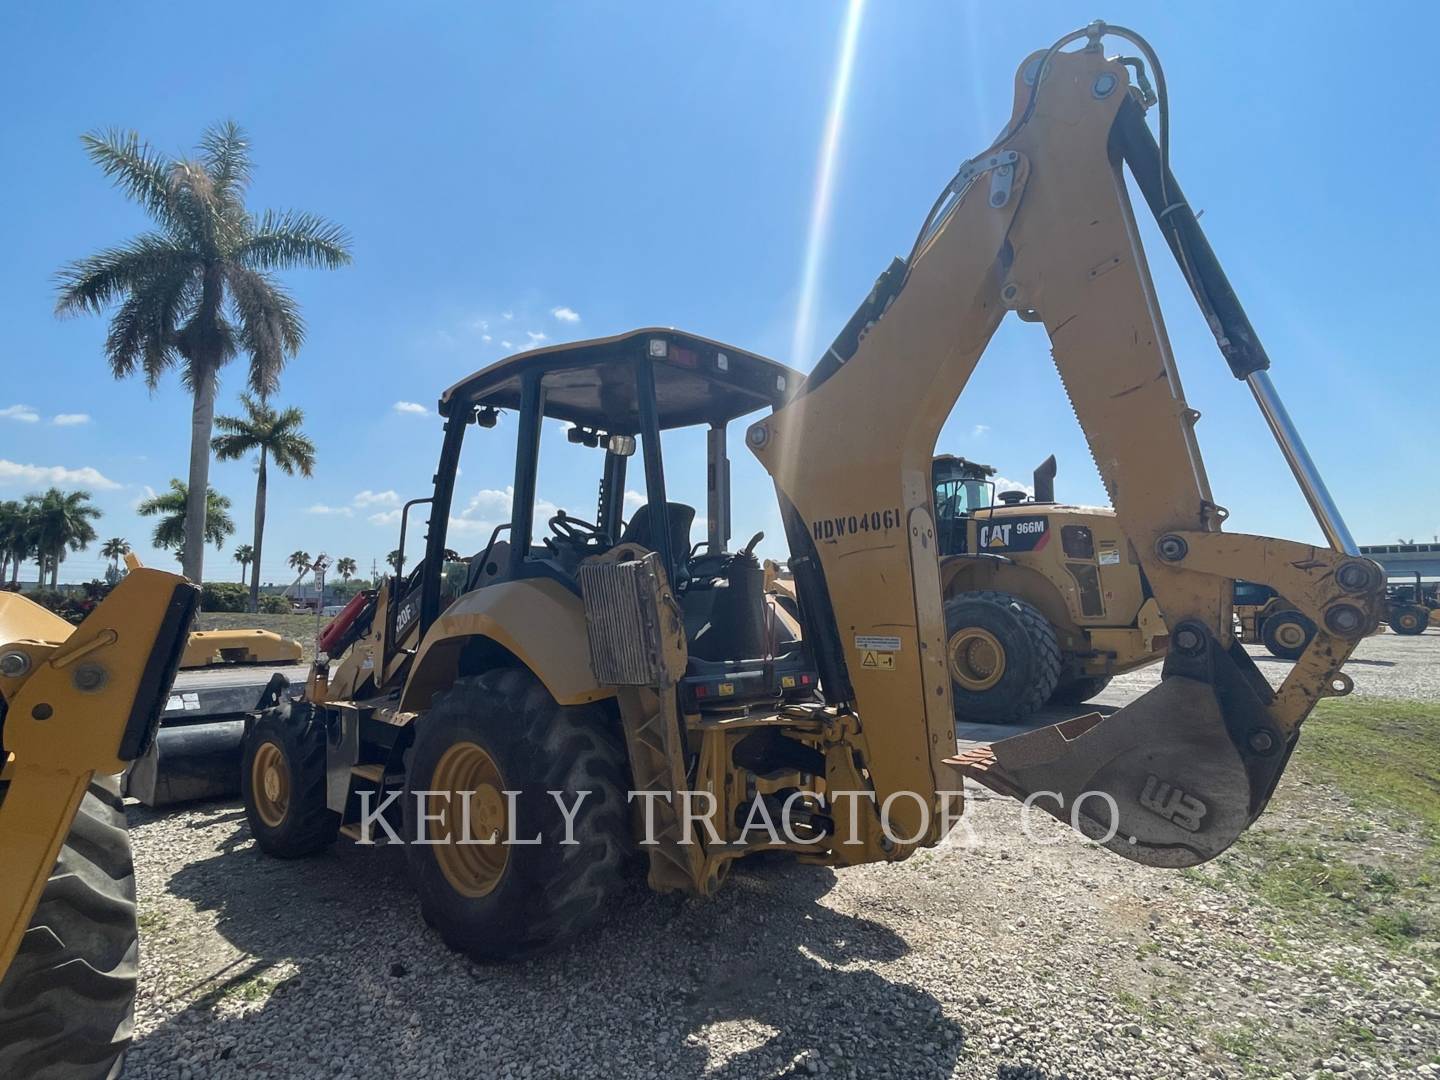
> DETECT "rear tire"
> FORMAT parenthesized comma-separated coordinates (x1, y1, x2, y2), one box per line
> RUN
(1260, 608, 1316, 660)
(404, 669, 630, 962)
(943, 590, 1061, 725)
(1388, 605, 1427, 636)
(0, 774, 137, 1080)
(1049, 673, 1113, 706)
(241, 699, 340, 858)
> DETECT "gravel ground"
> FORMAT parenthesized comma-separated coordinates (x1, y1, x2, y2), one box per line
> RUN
(124, 631, 1440, 1080)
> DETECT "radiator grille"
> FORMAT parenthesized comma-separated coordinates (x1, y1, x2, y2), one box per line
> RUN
(576, 553, 670, 686)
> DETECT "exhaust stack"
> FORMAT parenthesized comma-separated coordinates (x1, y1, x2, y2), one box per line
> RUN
(1033, 455, 1057, 503)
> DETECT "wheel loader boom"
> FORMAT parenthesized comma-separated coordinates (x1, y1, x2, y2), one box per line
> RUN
(0, 564, 197, 974)
(748, 22, 1385, 867)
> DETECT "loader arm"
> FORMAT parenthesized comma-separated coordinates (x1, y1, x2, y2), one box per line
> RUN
(0, 565, 197, 973)
(749, 23, 1385, 867)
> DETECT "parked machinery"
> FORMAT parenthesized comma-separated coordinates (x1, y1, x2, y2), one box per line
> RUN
(0, 563, 196, 1077)
(240, 23, 1384, 963)
(931, 453, 1165, 722)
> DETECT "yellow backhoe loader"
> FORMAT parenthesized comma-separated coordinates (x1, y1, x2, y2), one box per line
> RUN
(239, 22, 1383, 964)
(0, 560, 197, 1077)
(930, 453, 1165, 722)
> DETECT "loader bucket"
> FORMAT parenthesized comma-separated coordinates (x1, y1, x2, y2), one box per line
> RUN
(949, 634, 1293, 868)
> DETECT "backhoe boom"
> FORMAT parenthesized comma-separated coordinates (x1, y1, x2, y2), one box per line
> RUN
(749, 24, 1384, 867)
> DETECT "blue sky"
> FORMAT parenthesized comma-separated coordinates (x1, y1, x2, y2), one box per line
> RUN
(2, 2, 1436, 584)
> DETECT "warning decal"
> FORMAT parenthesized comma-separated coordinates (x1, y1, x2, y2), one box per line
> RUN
(860, 650, 896, 671)
(854, 634, 902, 652)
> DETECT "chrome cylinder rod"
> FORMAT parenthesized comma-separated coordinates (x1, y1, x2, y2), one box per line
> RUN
(1246, 369, 1357, 555)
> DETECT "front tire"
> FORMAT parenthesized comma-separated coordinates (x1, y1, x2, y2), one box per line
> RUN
(1388, 605, 1427, 636)
(404, 669, 629, 962)
(943, 590, 1061, 725)
(1260, 608, 1316, 660)
(0, 775, 137, 1080)
(241, 699, 340, 858)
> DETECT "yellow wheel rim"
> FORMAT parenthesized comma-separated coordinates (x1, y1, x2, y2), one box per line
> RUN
(251, 742, 291, 828)
(429, 741, 509, 898)
(1273, 621, 1308, 649)
(948, 627, 1006, 692)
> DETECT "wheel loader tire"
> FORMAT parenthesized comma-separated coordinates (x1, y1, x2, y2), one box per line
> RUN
(241, 699, 340, 858)
(1260, 608, 1316, 660)
(0, 774, 137, 1080)
(943, 590, 1061, 725)
(1388, 606, 1427, 636)
(1049, 673, 1113, 706)
(404, 669, 629, 962)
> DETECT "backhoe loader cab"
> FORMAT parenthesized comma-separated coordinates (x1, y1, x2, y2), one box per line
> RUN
(930, 453, 1167, 723)
(243, 329, 830, 960)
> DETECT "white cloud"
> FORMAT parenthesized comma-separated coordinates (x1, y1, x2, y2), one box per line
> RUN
(551, 306, 581, 323)
(369, 510, 401, 527)
(971, 424, 990, 438)
(52, 413, 91, 426)
(353, 489, 400, 508)
(500, 340, 514, 349)
(0, 459, 120, 489)
(481, 334, 492, 343)
(993, 475, 1034, 498)
(132, 483, 158, 509)
(393, 401, 429, 415)
(470, 318, 489, 332)
(448, 486, 558, 539)
(502, 311, 513, 320)
(306, 503, 354, 517)
(623, 489, 646, 514)
(1, 405, 39, 423)
(525, 331, 548, 346)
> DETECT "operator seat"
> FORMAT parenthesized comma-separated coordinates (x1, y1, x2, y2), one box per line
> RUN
(618, 501, 695, 565)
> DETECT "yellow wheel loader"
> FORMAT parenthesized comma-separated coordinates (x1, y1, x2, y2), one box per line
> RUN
(931, 453, 1165, 723)
(0, 562, 197, 1078)
(241, 22, 1384, 963)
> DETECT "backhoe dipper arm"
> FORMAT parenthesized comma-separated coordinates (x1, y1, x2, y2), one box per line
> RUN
(748, 25, 1384, 868)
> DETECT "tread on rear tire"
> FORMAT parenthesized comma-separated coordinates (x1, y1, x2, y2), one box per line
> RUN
(0, 774, 138, 1080)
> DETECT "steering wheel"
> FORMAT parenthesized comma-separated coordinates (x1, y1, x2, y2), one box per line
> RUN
(548, 511, 611, 549)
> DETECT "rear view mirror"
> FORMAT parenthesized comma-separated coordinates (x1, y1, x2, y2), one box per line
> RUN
(607, 434, 637, 457)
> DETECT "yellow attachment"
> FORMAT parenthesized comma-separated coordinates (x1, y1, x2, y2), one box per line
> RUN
(428, 741, 509, 897)
(0, 566, 197, 975)
(181, 629, 302, 669)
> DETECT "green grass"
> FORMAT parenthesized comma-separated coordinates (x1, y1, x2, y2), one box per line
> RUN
(193, 612, 320, 663)
(1212, 698, 1439, 953)
(1299, 698, 1440, 836)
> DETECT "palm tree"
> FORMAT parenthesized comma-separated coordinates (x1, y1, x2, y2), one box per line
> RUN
(387, 549, 403, 573)
(27, 489, 102, 588)
(0, 500, 35, 587)
(138, 480, 234, 557)
(288, 550, 311, 576)
(212, 394, 316, 611)
(55, 121, 351, 584)
(234, 543, 255, 582)
(100, 536, 131, 571)
(336, 556, 357, 583)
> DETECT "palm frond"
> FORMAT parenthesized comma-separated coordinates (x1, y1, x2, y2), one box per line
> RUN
(200, 120, 252, 202)
(79, 129, 185, 234)
(227, 266, 304, 395)
(54, 234, 197, 316)
(237, 210, 352, 271)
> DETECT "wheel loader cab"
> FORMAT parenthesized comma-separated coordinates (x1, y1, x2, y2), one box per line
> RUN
(420, 329, 814, 700)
